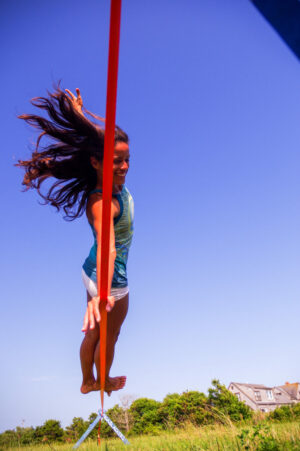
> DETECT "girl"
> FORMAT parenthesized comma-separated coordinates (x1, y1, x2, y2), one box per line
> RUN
(17, 86, 134, 395)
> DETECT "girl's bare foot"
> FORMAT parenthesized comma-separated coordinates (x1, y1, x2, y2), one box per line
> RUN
(93, 376, 127, 395)
(81, 378, 97, 394)
(105, 376, 127, 395)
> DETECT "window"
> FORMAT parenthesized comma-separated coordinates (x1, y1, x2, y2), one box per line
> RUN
(235, 393, 240, 401)
(267, 390, 273, 400)
(254, 391, 262, 401)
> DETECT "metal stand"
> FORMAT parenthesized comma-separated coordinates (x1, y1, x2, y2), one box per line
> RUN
(73, 410, 130, 448)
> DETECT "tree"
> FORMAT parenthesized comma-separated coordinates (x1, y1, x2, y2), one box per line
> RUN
(268, 403, 300, 421)
(93, 398, 134, 440)
(34, 419, 64, 443)
(159, 393, 183, 429)
(119, 394, 135, 432)
(160, 391, 211, 428)
(65, 417, 88, 442)
(102, 405, 131, 438)
(207, 379, 252, 422)
(17, 427, 35, 445)
(0, 429, 19, 448)
(182, 391, 212, 425)
(129, 398, 163, 435)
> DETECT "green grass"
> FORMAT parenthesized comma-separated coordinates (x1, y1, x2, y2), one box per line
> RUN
(3, 422, 300, 451)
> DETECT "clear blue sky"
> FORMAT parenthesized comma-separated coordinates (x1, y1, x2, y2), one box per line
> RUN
(1, 0, 300, 432)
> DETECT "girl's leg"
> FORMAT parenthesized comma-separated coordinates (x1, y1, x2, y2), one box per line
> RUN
(80, 291, 100, 394)
(94, 293, 129, 393)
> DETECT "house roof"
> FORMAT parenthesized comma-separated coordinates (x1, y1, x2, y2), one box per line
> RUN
(228, 382, 300, 408)
(230, 382, 273, 390)
(228, 382, 299, 406)
(276, 383, 300, 400)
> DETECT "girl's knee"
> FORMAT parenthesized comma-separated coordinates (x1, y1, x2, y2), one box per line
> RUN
(84, 328, 99, 343)
(107, 329, 120, 345)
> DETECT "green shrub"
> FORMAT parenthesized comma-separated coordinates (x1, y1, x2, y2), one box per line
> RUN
(159, 391, 211, 428)
(208, 379, 253, 422)
(268, 403, 300, 422)
(129, 398, 163, 435)
(237, 424, 280, 450)
(33, 419, 64, 443)
(64, 417, 88, 442)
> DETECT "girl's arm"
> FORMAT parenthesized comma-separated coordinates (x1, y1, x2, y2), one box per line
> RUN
(82, 197, 117, 332)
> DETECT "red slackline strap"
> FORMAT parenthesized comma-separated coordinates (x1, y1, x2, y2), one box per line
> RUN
(97, 0, 122, 445)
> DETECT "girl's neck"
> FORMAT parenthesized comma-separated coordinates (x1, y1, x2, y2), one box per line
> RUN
(94, 183, 123, 194)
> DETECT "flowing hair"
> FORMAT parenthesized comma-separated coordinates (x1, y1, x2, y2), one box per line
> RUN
(16, 86, 129, 220)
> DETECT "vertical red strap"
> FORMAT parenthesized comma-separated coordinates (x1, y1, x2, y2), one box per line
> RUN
(97, 0, 122, 444)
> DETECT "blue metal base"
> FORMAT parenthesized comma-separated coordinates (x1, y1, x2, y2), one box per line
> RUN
(73, 410, 130, 449)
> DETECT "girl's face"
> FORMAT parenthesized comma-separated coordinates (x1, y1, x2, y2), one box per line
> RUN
(91, 141, 130, 186)
(113, 141, 130, 185)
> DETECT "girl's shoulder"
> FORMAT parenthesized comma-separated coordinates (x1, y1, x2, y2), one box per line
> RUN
(86, 189, 121, 223)
(121, 185, 133, 200)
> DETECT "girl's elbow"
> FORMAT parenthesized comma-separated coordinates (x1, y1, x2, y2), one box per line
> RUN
(110, 248, 117, 260)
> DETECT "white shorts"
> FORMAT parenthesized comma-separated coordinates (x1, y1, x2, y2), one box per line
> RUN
(82, 269, 129, 301)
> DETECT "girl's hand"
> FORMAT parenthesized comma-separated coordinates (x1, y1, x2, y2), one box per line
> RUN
(81, 295, 115, 332)
(65, 88, 83, 114)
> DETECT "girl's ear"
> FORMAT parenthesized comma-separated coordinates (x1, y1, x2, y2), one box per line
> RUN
(90, 156, 102, 170)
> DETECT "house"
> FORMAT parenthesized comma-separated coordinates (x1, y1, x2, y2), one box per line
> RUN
(228, 381, 300, 412)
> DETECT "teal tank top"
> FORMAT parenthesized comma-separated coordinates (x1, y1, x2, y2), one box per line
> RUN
(82, 185, 134, 288)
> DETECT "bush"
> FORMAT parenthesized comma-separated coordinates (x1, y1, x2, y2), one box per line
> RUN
(65, 417, 88, 442)
(159, 391, 211, 428)
(33, 419, 64, 443)
(268, 403, 300, 422)
(237, 424, 280, 450)
(129, 398, 163, 435)
(0, 430, 19, 448)
(207, 379, 253, 422)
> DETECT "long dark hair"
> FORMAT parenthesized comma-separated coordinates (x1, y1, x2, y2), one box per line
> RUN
(17, 86, 129, 220)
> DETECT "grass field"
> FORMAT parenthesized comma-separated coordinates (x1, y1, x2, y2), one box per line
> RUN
(4, 421, 300, 451)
